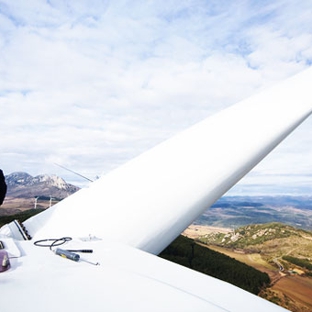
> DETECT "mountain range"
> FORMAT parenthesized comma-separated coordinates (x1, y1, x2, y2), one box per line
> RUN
(5, 172, 80, 199)
(196, 195, 312, 231)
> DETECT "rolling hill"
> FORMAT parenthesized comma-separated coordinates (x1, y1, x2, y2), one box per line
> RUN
(191, 222, 312, 311)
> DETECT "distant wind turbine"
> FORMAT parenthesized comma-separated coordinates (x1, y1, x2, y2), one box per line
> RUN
(49, 196, 53, 208)
(34, 196, 39, 209)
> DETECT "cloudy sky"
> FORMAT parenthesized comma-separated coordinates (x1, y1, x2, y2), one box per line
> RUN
(1, 0, 312, 195)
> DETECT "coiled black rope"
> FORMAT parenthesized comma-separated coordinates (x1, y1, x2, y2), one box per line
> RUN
(34, 237, 72, 250)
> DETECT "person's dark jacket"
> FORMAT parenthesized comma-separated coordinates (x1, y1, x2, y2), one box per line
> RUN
(0, 169, 7, 205)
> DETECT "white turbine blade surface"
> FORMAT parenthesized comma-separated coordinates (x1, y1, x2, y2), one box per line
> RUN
(24, 67, 312, 255)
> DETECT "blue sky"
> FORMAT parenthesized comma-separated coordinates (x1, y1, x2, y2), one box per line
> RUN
(1, 0, 312, 195)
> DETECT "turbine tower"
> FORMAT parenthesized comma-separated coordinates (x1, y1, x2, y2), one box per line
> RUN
(34, 196, 39, 209)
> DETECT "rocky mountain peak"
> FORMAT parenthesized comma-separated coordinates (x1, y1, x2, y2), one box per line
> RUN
(32, 174, 68, 190)
(5, 172, 33, 186)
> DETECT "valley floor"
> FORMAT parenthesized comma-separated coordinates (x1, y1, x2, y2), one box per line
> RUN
(0, 197, 55, 215)
(182, 224, 312, 312)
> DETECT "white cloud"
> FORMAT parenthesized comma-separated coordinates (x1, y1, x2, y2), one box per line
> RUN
(1, 0, 312, 193)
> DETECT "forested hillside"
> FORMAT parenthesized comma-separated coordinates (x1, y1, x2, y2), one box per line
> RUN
(159, 235, 270, 295)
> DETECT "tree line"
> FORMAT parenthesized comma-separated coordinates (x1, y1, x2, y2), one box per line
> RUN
(282, 255, 312, 271)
